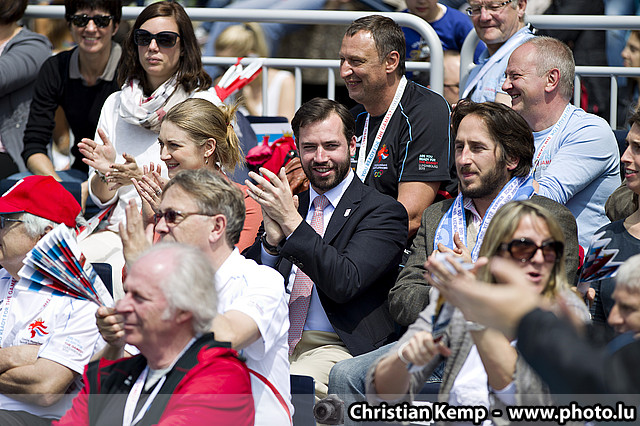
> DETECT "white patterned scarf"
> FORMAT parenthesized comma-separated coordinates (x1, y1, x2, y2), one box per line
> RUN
(118, 76, 190, 133)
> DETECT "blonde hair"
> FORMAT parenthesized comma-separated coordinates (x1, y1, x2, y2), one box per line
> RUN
(164, 98, 245, 173)
(214, 22, 269, 57)
(476, 200, 568, 298)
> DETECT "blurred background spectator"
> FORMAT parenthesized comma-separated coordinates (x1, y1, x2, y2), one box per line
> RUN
(215, 22, 295, 121)
(0, 0, 51, 179)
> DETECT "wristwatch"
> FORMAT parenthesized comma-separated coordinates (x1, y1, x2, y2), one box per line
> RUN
(261, 232, 280, 255)
(94, 169, 108, 183)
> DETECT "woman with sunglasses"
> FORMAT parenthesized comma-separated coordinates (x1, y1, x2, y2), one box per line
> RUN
(22, 0, 122, 181)
(131, 97, 262, 252)
(22, 0, 122, 182)
(367, 201, 589, 420)
(78, 1, 219, 299)
(0, 0, 51, 179)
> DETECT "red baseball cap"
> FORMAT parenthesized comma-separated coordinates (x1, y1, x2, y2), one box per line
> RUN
(0, 176, 81, 227)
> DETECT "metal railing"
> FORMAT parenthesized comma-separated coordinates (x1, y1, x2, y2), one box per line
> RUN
(24, 5, 441, 114)
(25, 6, 640, 127)
(460, 15, 640, 128)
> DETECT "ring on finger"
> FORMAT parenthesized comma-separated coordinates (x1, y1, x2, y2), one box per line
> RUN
(155, 189, 162, 196)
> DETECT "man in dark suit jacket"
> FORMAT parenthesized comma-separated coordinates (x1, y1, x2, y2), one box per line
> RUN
(244, 97, 408, 399)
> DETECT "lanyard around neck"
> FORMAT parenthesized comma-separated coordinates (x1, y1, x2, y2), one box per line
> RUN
(356, 76, 407, 181)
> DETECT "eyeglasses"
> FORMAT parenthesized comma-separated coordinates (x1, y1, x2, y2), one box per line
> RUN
(0, 216, 23, 229)
(154, 209, 213, 226)
(66, 14, 113, 28)
(134, 29, 180, 48)
(499, 238, 563, 263)
(466, 0, 517, 16)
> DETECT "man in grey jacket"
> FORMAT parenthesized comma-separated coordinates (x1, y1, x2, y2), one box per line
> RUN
(328, 100, 580, 425)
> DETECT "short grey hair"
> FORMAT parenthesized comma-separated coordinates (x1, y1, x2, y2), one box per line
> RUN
(163, 169, 245, 247)
(615, 254, 640, 293)
(524, 36, 575, 101)
(21, 212, 86, 238)
(138, 243, 218, 335)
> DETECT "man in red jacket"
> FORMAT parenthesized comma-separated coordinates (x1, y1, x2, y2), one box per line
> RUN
(55, 243, 254, 426)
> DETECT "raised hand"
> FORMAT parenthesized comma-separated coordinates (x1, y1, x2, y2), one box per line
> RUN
(105, 152, 141, 191)
(95, 306, 125, 348)
(246, 167, 303, 237)
(119, 200, 154, 267)
(79, 128, 116, 175)
(437, 232, 472, 264)
(132, 163, 166, 224)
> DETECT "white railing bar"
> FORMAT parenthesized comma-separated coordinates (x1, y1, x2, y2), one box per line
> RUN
(202, 56, 431, 71)
(294, 67, 302, 109)
(327, 69, 336, 101)
(262, 66, 269, 115)
(610, 76, 618, 128)
(24, 6, 444, 94)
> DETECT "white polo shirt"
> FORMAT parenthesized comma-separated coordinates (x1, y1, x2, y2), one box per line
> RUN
(215, 249, 292, 425)
(0, 269, 104, 419)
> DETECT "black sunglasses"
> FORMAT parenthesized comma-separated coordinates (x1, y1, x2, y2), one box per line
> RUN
(499, 238, 564, 263)
(0, 216, 23, 229)
(154, 209, 213, 226)
(134, 29, 180, 48)
(67, 14, 113, 28)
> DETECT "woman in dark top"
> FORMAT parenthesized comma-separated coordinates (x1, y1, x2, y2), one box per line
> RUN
(21, 0, 122, 179)
(588, 107, 640, 335)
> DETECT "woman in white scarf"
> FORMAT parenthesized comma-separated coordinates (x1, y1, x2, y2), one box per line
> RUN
(77, 1, 220, 299)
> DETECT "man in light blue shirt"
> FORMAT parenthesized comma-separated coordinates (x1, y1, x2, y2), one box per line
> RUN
(461, 0, 535, 104)
(503, 36, 621, 248)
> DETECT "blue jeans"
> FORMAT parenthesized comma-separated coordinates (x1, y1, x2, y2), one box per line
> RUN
(328, 343, 444, 426)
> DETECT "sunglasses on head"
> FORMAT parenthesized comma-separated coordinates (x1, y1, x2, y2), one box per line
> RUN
(67, 14, 113, 28)
(134, 29, 180, 48)
(499, 238, 564, 263)
(154, 209, 213, 226)
(0, 216, 23, 229)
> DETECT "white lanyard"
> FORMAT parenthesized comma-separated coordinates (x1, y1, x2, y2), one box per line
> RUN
(449, 176, 529, 261)
(530, 104, 573, 175)
(122, 337, 196, 426)
(122, 367, 165, 426)
(461, 28, 531, 99)
(356, 76, 408, 181)
(0, 278, 16, 347)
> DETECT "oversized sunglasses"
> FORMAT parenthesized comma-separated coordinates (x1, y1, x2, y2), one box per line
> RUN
(66, 14, 113, 28)
(154, 209, 213, 226)
(134, 29, 180, 48)
(499, 238, 564, 263)
(0, 216, 23, 229)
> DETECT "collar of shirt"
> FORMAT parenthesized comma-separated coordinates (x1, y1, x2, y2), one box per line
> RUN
(214, 247, 242, 290)
(463, 196, 483, 228)
(69, 42, 122, 84)
(306, 170, 354, 233)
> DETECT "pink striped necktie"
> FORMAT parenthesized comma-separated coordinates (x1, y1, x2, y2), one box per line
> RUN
(287, 194, 330, 355)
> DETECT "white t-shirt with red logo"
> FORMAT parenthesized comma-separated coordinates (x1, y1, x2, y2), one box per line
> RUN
(0, 269, 104, 419)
